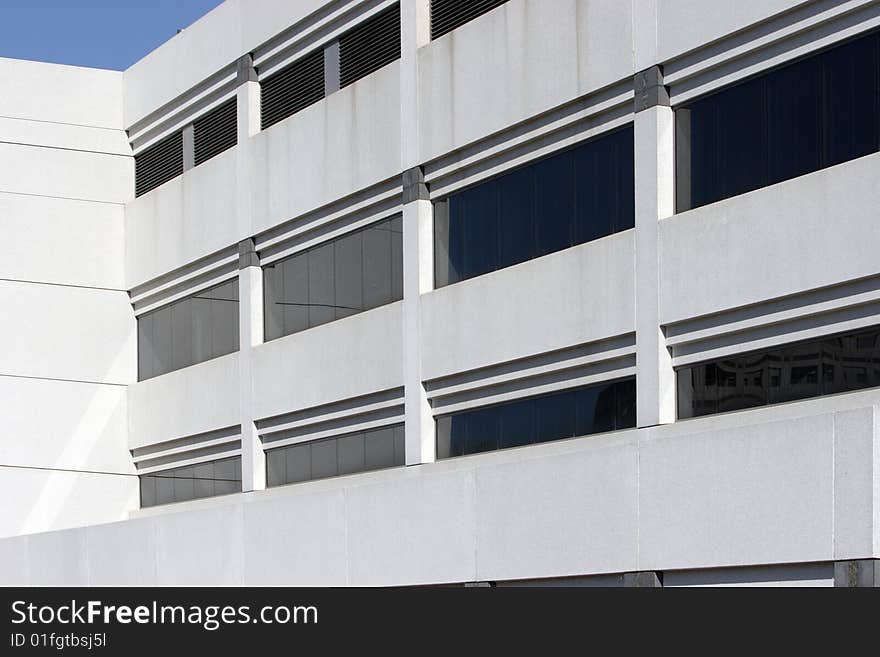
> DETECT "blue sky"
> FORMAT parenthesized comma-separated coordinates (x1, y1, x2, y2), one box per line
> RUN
(0, 0, 224, 70)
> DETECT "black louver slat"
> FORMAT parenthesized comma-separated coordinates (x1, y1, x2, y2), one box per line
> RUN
(193, 98, 238, 166)
(339, 4, 401, 89)
(431, 0, 509, 40)
(135, 131, 183, 197)
(260, 48, 325, 130)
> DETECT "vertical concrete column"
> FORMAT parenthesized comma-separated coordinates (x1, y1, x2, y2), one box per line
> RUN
(235, 55, 261, 243)
(400, 0, 431, 169)
(239, 239, 265, 492)
(634, 66, 676, 428)
(236, 54, 261, 142)
(400, 2, 435, 465)
(402, 169, 435, 465)
(234, 54, 265, 492)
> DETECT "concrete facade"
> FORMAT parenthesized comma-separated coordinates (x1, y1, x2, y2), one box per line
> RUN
(1, 0, 880, 586)
(0, 57, 137, 540)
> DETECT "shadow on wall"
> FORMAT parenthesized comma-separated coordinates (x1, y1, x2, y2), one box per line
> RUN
(0, 333, 139, 539)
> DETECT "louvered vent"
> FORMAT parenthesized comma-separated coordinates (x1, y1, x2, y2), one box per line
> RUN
(135, 131, 183, 197)
(431, 0, 509, 40)
(339, 4, 401, 89)
(260, 48, 325, 130)
(193, 99, 237, 166)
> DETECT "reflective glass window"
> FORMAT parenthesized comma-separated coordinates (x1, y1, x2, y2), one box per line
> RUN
(436, 379, 636, 459)
(139, 456, 242, 508)
(434, 127, 634, 287)
(265, 425, 406, 487)
(137, 279, 239, 380)
(677, 326, 880, 419)
(264, 217, 403, 341)
(677, 30, 880, 211)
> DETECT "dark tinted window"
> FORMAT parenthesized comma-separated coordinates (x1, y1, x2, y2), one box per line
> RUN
(137, 279, 240, 380)
(676, 31, 880, 211)
(436, 379, 636, 459)
(139, 456, 241, 508)
(434, 127, 634, 288)
(677, 326, 880, 419)
(263, 216, 403, 341)
(266, 425, 405, 487)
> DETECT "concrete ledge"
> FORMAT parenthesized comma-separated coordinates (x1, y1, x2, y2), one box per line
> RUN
(5, 390, 879, 585)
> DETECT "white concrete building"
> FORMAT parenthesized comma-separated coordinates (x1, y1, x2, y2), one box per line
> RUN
(1, 0, 879, 587)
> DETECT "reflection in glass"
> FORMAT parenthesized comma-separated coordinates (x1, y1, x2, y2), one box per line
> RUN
(436, 379, 636, 460)
(677, 326, 880, 419)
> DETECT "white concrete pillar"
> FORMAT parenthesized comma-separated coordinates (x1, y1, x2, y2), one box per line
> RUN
(634, 67, 676, 427)
(236, 54, 261, 142)
(234, 54, 266, 491)
(400, 3, 435, 464)
(402, 171, 435, 465)
(239, 240, 265, 492)
(235, 56, 260, 240)
(400, 0, 431, 169)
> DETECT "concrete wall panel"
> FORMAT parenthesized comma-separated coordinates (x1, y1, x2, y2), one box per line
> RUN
(660, 153, 880, 324)
(0, 117, 130, 156)
(475, 433, 639, 581)
(0, 377, 130, 474)
(154, 504, 244, 586)
(0, 282, 134, 384)
(418, 0, 634, 163)
(128, 352, 241, 449)
(0, 193, 124, 289)
(0, 143, 132, 204)
(0, 536, 29, 585)
(833, 406, 878, 559)
(639, 414, 834, 571)
(252, 303, 403, 420)
(242, 488, 348, 586)
(5, 387, 877, 584)
(654, 0, 814, 66)
(125, 147, 238, 288)
(249, 63, 401, 236)
(85, 518, 158, 586)
(0, 57, 123, 128)
(0, 469, 137, 541)
(421, 232, 635, 380)
(0, 56, 135, 546)
(347, 468, 477, 586)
